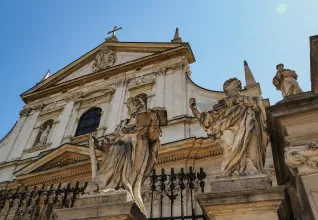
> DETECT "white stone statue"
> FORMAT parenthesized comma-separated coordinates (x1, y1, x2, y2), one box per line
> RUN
(190, 78, 268, 176)
(39, 125, 51, 144)
(273, 64, 303, 98)
(86, 94, 167, 215)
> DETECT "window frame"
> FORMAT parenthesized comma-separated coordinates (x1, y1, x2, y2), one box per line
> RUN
(75, 107, 102, 137)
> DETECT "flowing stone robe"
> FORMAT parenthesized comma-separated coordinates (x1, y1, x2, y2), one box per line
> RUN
(273, 68, 303, 98)
(94, 108, 165, 214)
(195, 95, 268, 176)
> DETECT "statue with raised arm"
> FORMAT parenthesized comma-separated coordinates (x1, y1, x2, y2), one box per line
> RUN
(273, 63, 303, 98)
(189, 78, 268, 176)
(86, 94, 167, 215)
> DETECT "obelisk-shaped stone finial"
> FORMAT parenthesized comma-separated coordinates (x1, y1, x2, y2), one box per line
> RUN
(171, 28, 182, 43)
(40, 70, 50, 82)
(244, 60, 257, 86)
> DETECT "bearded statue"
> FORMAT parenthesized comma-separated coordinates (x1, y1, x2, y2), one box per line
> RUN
(190, 78, 268, 177)
(85, 94, 167, 215)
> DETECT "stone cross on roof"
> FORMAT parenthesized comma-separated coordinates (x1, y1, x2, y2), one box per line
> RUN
(107, 26, 122, 36)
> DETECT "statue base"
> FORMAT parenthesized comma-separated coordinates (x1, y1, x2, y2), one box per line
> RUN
(210, 174, 271, 193)
(53, 190, 147, 220)
(196, 175, 290, 220)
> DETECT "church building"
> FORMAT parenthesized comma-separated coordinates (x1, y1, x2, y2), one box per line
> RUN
(1, 27, 318, 220)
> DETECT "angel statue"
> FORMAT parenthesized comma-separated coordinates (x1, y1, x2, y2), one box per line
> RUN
(273, 63, 303, 98)
(189, 78, 268, 177)
(85, 94, 167, 215)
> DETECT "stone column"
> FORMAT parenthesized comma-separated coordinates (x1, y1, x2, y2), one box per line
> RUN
(96, 102, 109, 137)
(107, 83, 126, 134)
(172, 65, 185, 118)
(196, 175, 289, 220)
(62, 101, 81, 143)
(51, 100, 75, 148)
(54, 190, 147, 220)
(7, 107, 41, 161)
(154, 69, 166, 108)
(0, 109, 29, 162)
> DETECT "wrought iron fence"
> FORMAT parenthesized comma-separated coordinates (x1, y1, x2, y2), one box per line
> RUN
(0, 167, 206, 220)
(147, 167, 207, 220)
(0, 181, 87, 220)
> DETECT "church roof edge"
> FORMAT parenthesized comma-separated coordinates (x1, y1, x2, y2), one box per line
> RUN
(20, 41, 195, 103)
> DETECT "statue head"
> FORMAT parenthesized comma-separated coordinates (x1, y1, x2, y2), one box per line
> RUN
(276, 63, 284, 71)
(126, 94, 147, 116)
(223, 78, 242, 96)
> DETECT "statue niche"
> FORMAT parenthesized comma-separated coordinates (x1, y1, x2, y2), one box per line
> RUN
(273, 63, 303, 98)
(34, 120, 53, 146)
(85, 93, 167, 216)
(190, 78, 268, 177)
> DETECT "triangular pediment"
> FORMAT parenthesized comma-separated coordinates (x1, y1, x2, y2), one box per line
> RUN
(14, 144, 100, 177)
(56, 51, 154, 85)
(21, 41, 194, 103)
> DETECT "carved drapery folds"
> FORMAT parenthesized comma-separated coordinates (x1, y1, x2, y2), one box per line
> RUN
(92, 46, 116, 72)
(85, 94, 167, 216)
(285, 141, 318, 171)
(273, 63, 303, 98)
(189, 78, 268, 176)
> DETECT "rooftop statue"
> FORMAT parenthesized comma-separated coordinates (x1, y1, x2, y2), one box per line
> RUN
(273, 63, 303, 98)
(86, 94, 167, 215)
(189, 78, 268, 176)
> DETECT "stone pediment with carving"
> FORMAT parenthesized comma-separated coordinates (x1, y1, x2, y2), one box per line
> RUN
(33, 151, 90, 172)
(14, 144, 101, 177)
(57, 50, 153, 85)
(21, 41, 194, 103)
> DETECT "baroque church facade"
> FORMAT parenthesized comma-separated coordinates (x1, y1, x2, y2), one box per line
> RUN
(0, 28, 318, 220)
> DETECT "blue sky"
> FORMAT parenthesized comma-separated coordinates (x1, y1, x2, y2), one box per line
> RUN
(0, 0, 317, 139)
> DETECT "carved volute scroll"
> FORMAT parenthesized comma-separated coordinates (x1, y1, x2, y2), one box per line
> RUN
(285, 141, 318, 173)
(92, 46, 116, 72)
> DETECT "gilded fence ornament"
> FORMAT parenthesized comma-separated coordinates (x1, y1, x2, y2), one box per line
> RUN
(273, 64, 303, 98)
(189, 78, 268, 176)
(86, 94, 167, 215)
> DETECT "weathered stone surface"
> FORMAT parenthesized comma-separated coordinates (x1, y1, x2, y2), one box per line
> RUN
(267, 91, 318, 219)
(273, 63, 303, 98)
(210, 174, 271, 193)
(54, 190, 147, 220)
(196, 185, 287, 220)
(190, 78, 268, 177)
(74, 190, 133, 207)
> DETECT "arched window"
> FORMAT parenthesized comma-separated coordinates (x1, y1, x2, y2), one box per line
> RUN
(75, 107, 102, 136)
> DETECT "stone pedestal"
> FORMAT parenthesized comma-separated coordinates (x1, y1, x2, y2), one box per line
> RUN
(54, 190, 147, 220)
(267, 92, 318, 219)
(196, 176, 289, 220)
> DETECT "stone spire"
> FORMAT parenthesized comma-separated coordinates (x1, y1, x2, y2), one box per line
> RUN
(244, 60, 257, 86)
(171, 28, 182, 43)
(41, 70, 50, 82)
